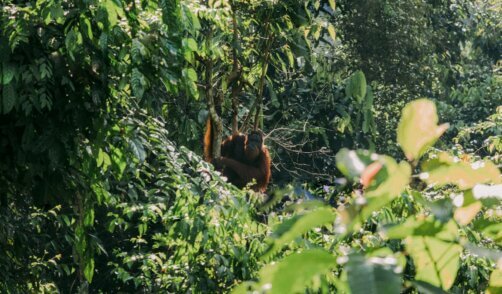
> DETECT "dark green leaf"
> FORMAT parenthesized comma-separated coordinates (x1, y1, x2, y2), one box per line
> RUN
(2, 83, 16, 113)
(2, 62, 15, 85)
(346, 253, 401, 294)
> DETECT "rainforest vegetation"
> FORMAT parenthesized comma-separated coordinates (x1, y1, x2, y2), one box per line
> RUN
(0, 0, 501, 293)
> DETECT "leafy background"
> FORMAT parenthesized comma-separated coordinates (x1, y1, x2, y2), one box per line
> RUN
(0, 0, 500, 293)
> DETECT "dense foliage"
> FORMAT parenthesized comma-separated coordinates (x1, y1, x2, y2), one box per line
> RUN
(235, 98, 501, 293)
(0, 0, 500, 293)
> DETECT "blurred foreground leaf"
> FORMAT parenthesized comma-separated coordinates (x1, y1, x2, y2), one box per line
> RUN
(346, 253, 401, 294)
(406, 236, 462, 291)
(397, 99, 449, 161)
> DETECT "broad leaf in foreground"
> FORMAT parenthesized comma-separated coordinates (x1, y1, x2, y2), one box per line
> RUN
(406, 236, 462, 291)
(262, 207, 337, 259)
(487, 269, 502, 294)
(346, 253, 402, 294)
(259, 249, 337, 294)
(397, 99, 449, 161)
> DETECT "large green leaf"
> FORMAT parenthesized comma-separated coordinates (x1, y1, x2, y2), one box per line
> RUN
(257, 249, 338, 294)
(406, 236, 462, 290)
(182, 37, 198, 51)
(101, 0, 123, 27)
(335, 148, 373, 180)
(129, 138, 146, 162)
(397, 99, 449, 161)
(346, 70, 367, 103)
(2, 83, 16, 114)
(423, 160, 501, 190)
(131, 68, 147, 99)
(131, 39, 149, 62)
(2, 62, 15, 85)
(361, 159, 411, 220)
(487, 269, 502, 294)
(182, 67, 197, 82)
(262, 207, 337, 259)
(346, 253, 401, 294)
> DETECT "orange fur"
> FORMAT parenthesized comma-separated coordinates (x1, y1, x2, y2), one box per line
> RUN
(203, 121, 271, 192)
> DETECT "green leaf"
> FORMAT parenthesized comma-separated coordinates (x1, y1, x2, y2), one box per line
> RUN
(182, 38, 197, 51)
(111, 146, 127, 178)
(361, 159, 411, 220)
(98, 32, 108, 52)
(51, 6, 65, 24)
(454, 201, 481, 225)
(130, 138, 146, 162)
(346, 253, 401, 294)
(65, 29, 77, 60)
(182, 67, 197, 82)
(80, 17, 93, 40)
(84, 258, 95, 282)
(101, 0, 123, 27)
(327, 23, 336, 42)
(2, 63, 15, 85)
(258, 249, 337, 294)
(262, 207, 337, 259)
(487, 269, 502, 294)
(346, 71, 366, 103)
(84, 209, 95, 226)
(131, 39, 149, 62)
(138, 223, 147, 236)
(328, 0, 336, 10)
(397, 99, 449, 161)
(285, 47, 295, 67)
(385, 218, 457, 240)
(2, 83, 16, 114)
(406, 236, 462, 290)
(231, 282, 257, 294)
(424, 160, 501, 190)
(472, 220, 502, 244)
(131, 68, 147, 99)
(335, 148, 373, 180)
(97, 149, 112, 171)
(97, 148, 105, 167)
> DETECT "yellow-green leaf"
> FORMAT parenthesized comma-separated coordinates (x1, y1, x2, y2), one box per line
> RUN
(327, 23, 336, 42)
(424, 160, 501, 190)
(262, 207, 337, 259)
(406, 236, 462, 291)
(328, 0, 336, 10)
(454, 201, 482, 225)
(84, 258, 95, 282)
(397, 99, 449, 161)
(255, 250, 337, 294)
(487, 269, 502, 294)
(362, 159, 411, 220)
